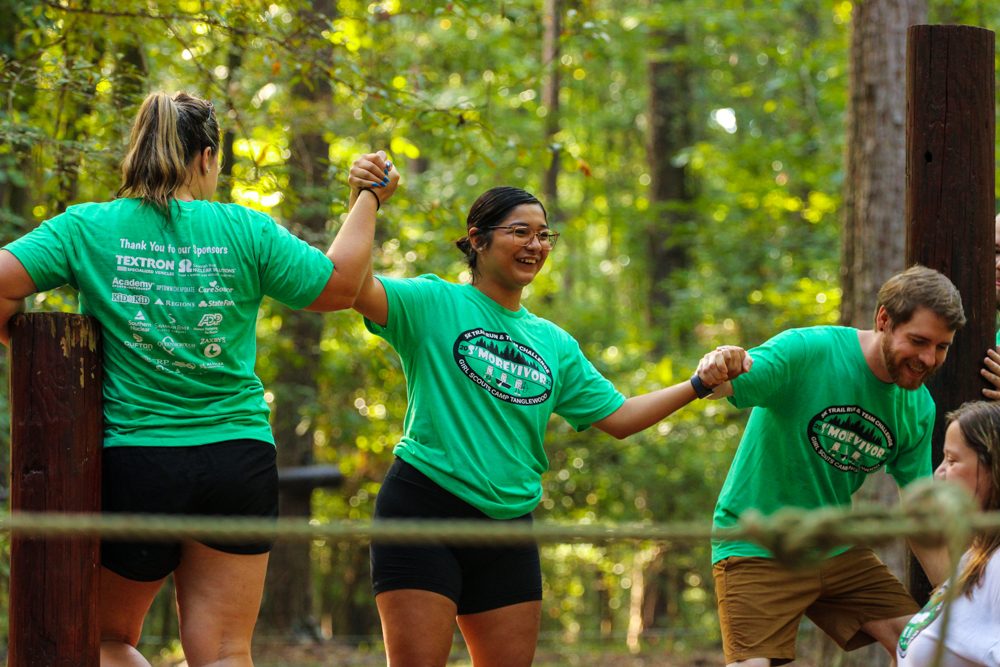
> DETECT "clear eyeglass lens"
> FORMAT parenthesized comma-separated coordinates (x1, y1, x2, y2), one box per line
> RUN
(505, 226, 558, 247)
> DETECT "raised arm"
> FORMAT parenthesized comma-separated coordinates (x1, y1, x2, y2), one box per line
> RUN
(593, 345, 752, 439)
(0, 250, 38, 345)
(305, 151, 398, 312)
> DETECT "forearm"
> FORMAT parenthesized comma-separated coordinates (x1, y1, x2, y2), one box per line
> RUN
(908, 539, 952, 588)
(326, 189, 378, 284)
(0, 296, 26, 346)
(594, 381, 698, 439)
(305, 190, 379, 312)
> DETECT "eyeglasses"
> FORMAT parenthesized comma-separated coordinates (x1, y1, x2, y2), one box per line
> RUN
(493, 225, 560, 248)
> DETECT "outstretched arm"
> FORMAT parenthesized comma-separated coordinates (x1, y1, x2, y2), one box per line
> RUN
(305, 151, 398, 312)
(0, 250, 37, 345)
(594, 345, 752, 439)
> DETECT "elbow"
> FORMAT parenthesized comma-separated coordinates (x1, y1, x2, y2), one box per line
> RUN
(305, 269, 363, 312)
(305, 292, 356, 313)
(598, 423, 633, 440)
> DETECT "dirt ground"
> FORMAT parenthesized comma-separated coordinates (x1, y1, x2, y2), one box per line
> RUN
(248, 643, 730, 667)
(151, 641, 837, 666)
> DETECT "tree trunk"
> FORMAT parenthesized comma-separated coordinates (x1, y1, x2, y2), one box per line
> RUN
(542, 0, 571, 304)
(840, 0, 927, 326)
(829, 1, 927, 665)
(258, 0, 336, 639)
(645, 26, 694, 351)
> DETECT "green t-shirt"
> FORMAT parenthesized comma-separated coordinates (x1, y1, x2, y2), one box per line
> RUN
(365, 274, 626, 519)
(712, 326, 934, 562)
(4, 198, 333, 448)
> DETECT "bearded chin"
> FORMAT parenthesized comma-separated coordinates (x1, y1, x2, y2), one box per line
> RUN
(881, 336, 935, 389)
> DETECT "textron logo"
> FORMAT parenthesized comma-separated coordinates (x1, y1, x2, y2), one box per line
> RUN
(452, 328, 553, 405)
(807, 405, 896, 473)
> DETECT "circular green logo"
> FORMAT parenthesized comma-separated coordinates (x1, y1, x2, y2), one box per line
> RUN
(807, 405, 895, 473)
(453, 328, 553, 405)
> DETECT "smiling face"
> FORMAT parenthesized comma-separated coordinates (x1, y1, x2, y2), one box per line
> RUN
(936, 420, 992, 509)
(470, 203, 550, 306)
(876, 306, 955, 390)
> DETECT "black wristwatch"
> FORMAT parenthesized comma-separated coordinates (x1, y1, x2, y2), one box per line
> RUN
(690, 373, 716, 399)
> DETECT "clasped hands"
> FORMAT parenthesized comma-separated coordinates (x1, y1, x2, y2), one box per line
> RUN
(696, 345, 753, 390)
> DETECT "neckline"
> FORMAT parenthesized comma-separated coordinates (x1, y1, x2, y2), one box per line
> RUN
(464, 283, 527, 319)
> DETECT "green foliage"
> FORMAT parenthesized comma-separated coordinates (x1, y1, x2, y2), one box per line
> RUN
(2, 0, 1000, 657)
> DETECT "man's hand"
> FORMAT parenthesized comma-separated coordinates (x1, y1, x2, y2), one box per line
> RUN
(981, 347, 1000, 400)
(696, 345, 753, 387)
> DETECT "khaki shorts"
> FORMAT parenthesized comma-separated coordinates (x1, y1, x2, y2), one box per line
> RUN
(712, 547, 919, 665)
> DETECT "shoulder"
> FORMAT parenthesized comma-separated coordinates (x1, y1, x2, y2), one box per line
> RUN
(759, 325, 853, 352)
(195, 201, 274, 225)
(520, 310, 579, 349)
(378, 273, 454, 299)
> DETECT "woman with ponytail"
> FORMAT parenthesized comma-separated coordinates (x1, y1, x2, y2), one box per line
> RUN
(897, 400, 1000, 666)
(347, 185, 750, 666)
(0, 91, 398, 666)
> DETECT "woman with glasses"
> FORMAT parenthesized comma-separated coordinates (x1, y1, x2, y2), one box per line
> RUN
(348, 183, 750, 666)
(0, 91, 397, 666)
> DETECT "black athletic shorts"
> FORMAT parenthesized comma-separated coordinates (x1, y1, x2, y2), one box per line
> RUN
(370, 458, 542, 615)
(101, 438, 278, 582)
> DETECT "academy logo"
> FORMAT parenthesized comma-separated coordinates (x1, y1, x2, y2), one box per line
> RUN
(453, 328, 553, 405)
(808, 405, 895, 473)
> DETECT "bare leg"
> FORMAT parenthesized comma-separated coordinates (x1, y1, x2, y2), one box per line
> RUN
(173, 542, 268, 667)
(861, 614, 912, 656)
(727, 660, 771, 667)
(376, 589, 458, 667)
(457, 600, 540, 667)
(99, 566, 165, 667)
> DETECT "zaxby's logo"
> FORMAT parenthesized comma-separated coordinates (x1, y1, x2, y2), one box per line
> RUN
(808, 405, 895, 473)
(453, 328, 553, 405)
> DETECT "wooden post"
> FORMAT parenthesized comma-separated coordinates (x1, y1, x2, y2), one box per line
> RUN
(8, 313, 102, 666)
(905, 24, 996, 600)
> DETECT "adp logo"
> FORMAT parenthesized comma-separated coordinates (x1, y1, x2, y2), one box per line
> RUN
(452, 328, 553, 406)
(807, 405, 895, 473)
(198, 313, 223, 327)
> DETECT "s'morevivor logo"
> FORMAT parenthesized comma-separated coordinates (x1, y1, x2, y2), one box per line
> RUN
(808, 405, 895, 473)
(453, 328, 553, 405)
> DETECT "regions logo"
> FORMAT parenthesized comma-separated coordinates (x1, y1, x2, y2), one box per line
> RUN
(807, 405, 895, 473)
(453, 328, 553, 405)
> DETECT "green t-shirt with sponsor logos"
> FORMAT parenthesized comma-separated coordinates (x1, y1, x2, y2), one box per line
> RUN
(4, 198, 333, 448)
(365, 274, 626, 519)
(711, 326, 934, 563)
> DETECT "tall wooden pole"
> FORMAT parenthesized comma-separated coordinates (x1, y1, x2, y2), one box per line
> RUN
(905, 24, 996, 600)
(8, 313, 102, 666)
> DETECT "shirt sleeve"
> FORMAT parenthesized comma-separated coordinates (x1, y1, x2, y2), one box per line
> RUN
(363, 275, 435, 348)
(3, 214, 75, 291)
(257, 216, 334, 309)
(728, 328, 810, 409)
(887, 407, 934, 488)
(551, 330, 625, 431)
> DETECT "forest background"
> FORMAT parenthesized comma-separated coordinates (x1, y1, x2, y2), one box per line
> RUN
(1, 0, 999, 665)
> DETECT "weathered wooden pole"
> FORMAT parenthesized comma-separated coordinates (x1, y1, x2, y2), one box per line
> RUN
(8, 312, 102, 666)
(905, 24, 995, 600)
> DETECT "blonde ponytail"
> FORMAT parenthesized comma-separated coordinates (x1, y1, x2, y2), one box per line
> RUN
(117, 91, 220, 220)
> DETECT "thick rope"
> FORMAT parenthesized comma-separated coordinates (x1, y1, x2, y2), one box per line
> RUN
(1, 480, 995, 557)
